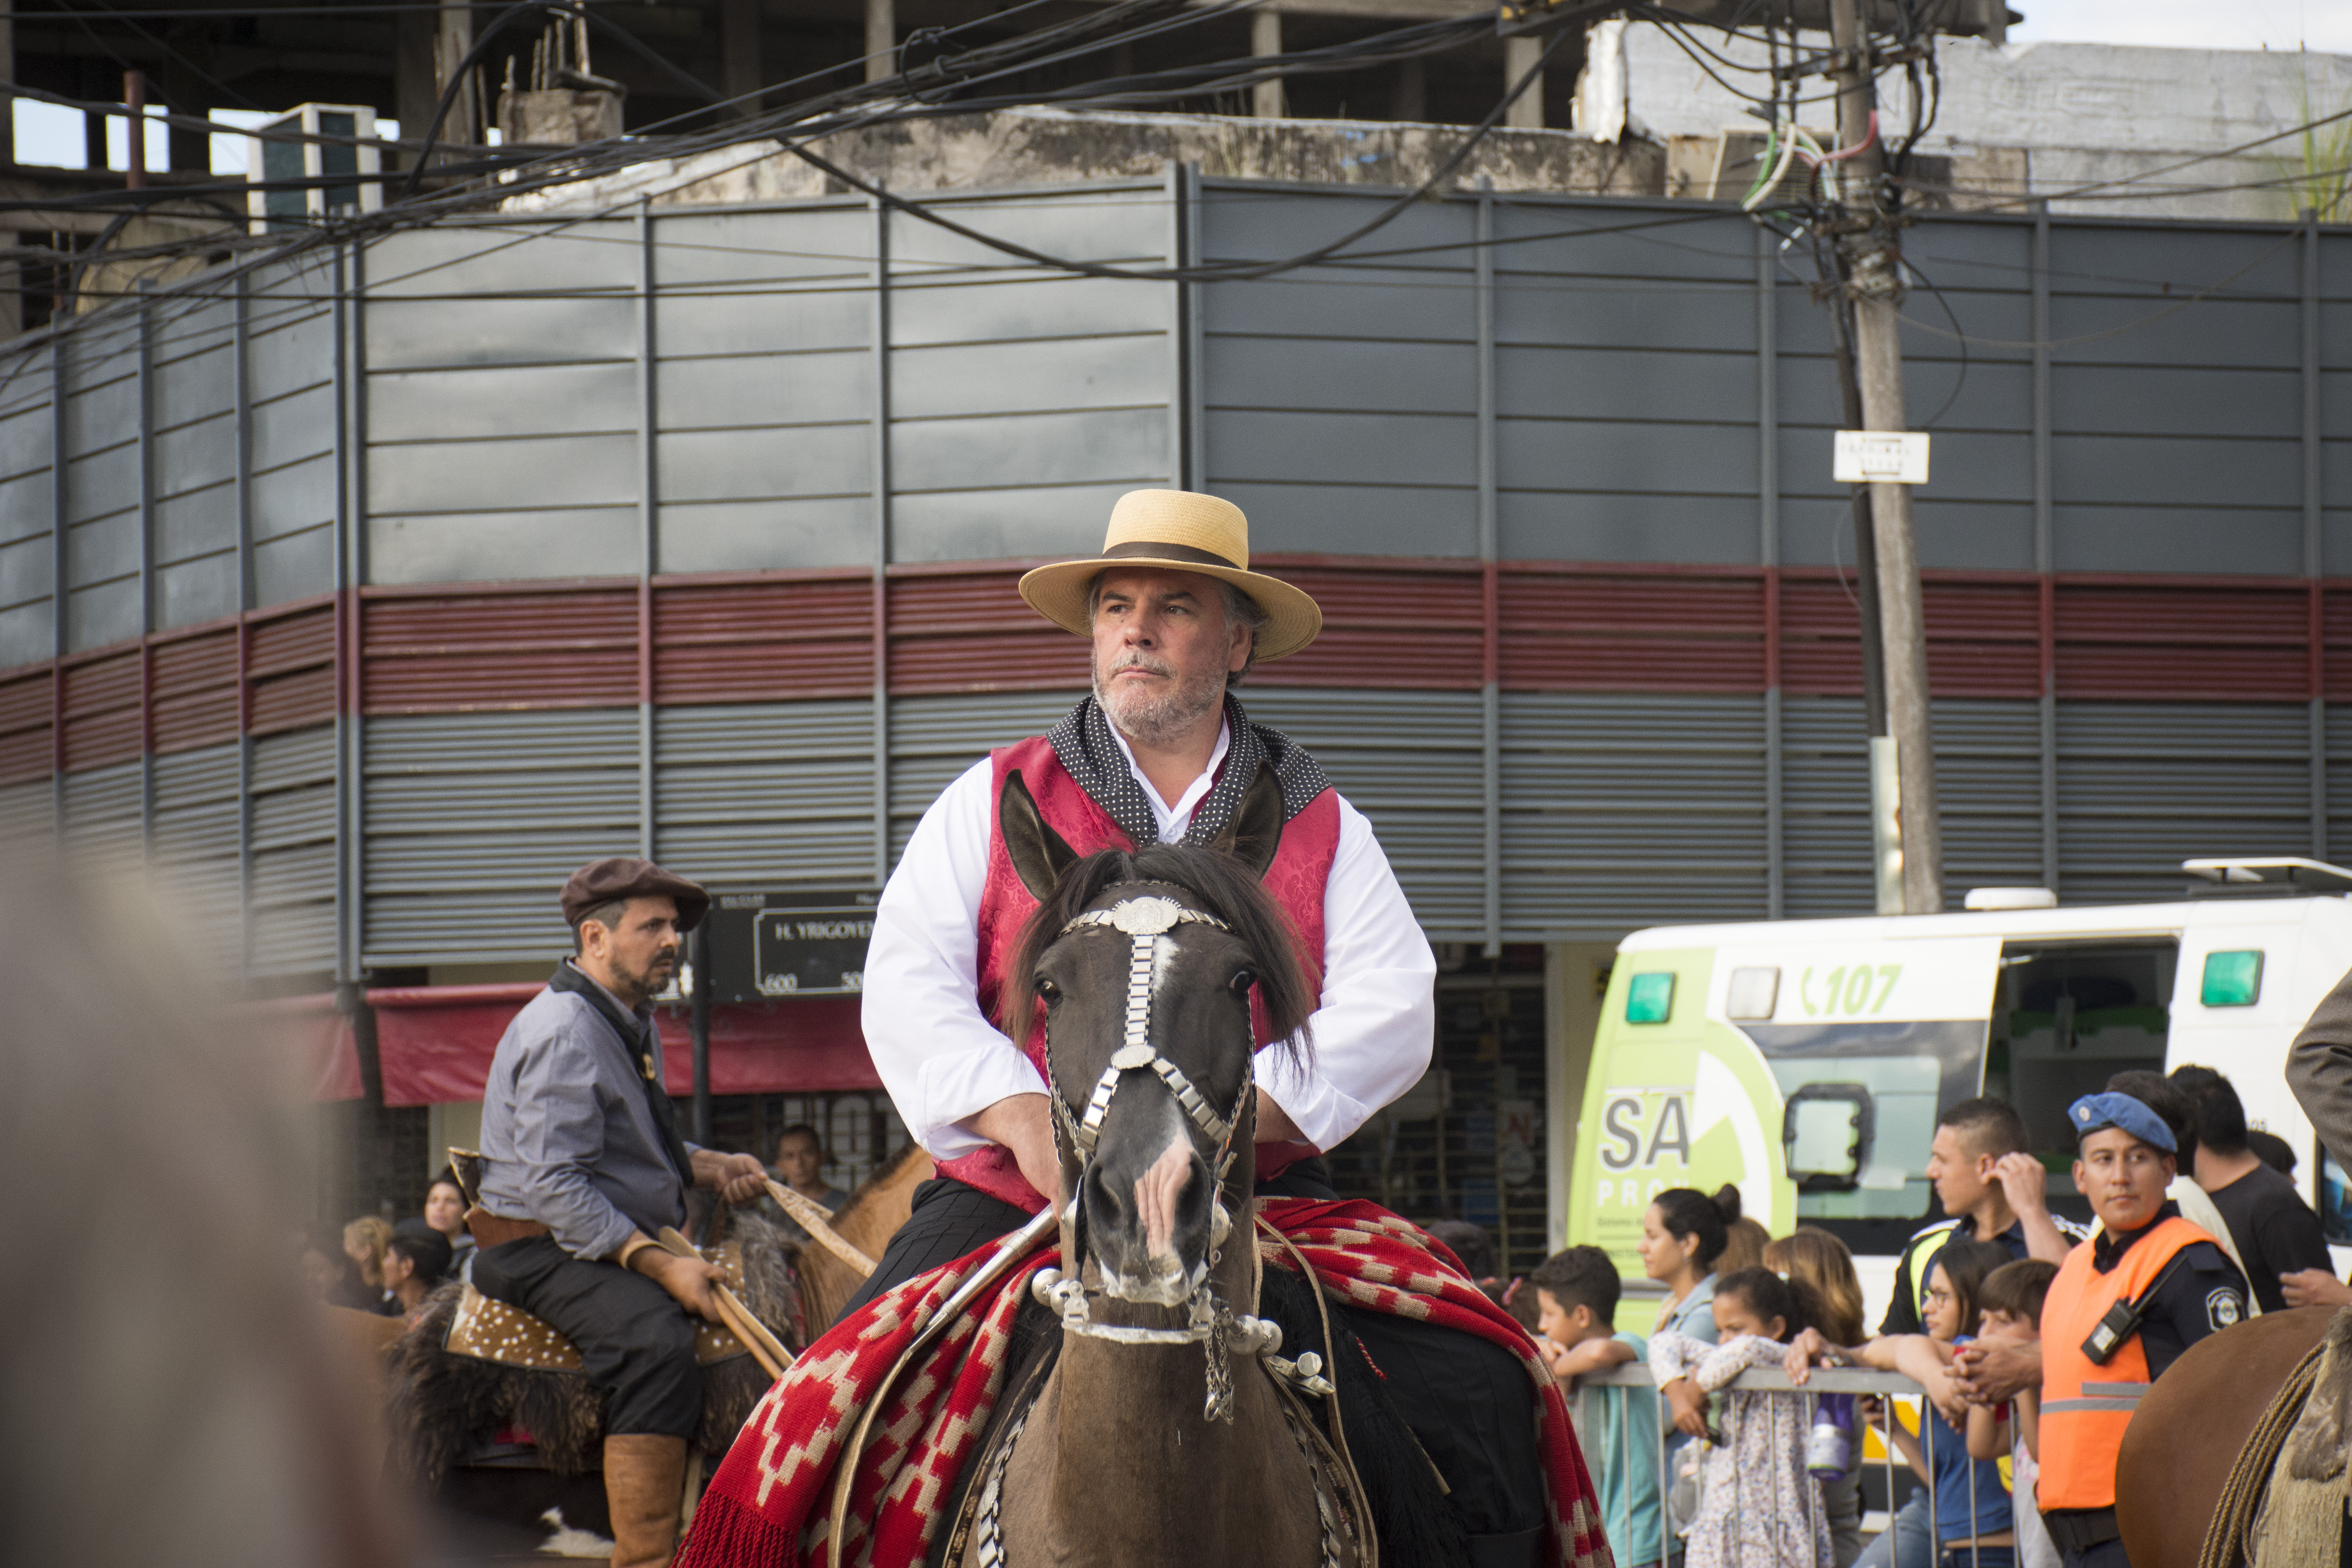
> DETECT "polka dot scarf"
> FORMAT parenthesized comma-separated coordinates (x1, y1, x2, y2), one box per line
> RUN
(1048, 693, 1330, 849)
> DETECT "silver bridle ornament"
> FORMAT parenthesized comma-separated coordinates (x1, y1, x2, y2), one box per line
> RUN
(1039, 891, 1266, 1418)
(1050, 894, 1252, 1188)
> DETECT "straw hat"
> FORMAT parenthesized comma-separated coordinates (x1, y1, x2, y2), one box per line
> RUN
(1016, 490, 1323, 663)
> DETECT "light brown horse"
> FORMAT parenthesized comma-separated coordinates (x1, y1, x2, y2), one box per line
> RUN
(793, 1142, 933, 1330)
(950, 768, 1368, 1568)
(2115, 1305, 2335, 1568)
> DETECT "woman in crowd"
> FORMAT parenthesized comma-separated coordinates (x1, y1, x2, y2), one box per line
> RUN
(423, 1168, 475, 1280)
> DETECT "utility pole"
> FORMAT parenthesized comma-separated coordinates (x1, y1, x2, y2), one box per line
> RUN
(1826, 0, 1942, 914)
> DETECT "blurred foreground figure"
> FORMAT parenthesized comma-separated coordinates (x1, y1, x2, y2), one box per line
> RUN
(0, 861, 407, 1568)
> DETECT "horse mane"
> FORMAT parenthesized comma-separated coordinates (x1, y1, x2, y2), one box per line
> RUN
(995, 843, 1316, 1071)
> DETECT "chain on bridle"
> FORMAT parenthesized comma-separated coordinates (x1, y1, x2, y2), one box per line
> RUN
(1031, 886, 1289, 1420)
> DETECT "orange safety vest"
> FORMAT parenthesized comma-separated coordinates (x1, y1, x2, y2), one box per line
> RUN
(2037, 1214, 2215, 1513)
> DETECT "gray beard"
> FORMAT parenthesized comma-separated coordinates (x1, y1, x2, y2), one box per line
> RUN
(1094, 663, 1226, 751)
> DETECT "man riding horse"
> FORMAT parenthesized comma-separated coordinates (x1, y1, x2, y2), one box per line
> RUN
(830, 489, 1551, 1563)
(469, 858, 770, 1568)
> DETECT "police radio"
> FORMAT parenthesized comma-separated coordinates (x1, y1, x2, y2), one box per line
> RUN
(2080, 1253, 2191, 1367)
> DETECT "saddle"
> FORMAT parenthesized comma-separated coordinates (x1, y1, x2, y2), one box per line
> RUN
(443, 1243, 772, 1374)
(2217, 1307, 2352, 1568)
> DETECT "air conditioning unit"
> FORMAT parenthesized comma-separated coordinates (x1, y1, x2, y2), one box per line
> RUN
(246, 104, 382, 235)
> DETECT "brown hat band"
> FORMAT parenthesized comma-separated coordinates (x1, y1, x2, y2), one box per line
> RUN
(1101, 539, 1240, 571)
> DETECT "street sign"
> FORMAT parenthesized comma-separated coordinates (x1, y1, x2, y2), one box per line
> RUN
(1834, 430, 1931, 484)
(703, 890, 879, 1003)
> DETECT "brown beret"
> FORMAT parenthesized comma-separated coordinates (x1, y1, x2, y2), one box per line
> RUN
(560, 857, 710, 933)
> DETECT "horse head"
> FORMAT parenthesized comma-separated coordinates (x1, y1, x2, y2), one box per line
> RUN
(997, 763, 1313, 1311)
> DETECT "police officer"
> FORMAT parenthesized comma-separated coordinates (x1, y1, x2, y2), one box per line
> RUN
(2038, 1091, 2250, 1568)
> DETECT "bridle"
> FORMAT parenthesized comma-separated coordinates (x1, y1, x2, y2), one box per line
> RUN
(1030, 885, 1283, 1420)
(1047, 890, 1251, 1193)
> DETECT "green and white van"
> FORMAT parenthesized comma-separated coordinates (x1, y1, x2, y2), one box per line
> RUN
(1562, 859, 2352, 1324)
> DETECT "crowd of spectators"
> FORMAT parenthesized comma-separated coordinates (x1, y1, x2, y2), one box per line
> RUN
(300, 1166, 479, 1326)
(1454, 1061, 2338, 1568)
(300, 1125, 855, 1329)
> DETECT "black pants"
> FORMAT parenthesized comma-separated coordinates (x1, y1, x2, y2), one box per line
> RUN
(834, 1163, 1546, 1543)
(474, 1235, 702, 1439)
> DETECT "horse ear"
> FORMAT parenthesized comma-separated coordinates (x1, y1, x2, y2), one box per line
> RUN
(999, 769, 1079, 901)
(1211, 762, 1287, 881)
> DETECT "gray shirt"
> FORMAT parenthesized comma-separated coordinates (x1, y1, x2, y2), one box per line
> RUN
(477, 963, 701, 1260)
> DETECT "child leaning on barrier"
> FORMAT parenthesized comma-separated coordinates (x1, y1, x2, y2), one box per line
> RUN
(1965, 1259, 2060, 1568)
(1766, 1228, 1871, 1568)
(1802, 1237, 2016, 1568)
(1531, 1246, 1666, 1568)
(1648, 1266, 1836, 1568)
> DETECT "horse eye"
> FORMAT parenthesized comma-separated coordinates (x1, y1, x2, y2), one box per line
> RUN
(1036, 977, 1061, 1003)
(1229, 968, 1256, 995)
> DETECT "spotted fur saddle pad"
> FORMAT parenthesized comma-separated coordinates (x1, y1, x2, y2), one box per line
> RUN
(443, 1245, 766, 1372)
(386, 1213, 799, 1480)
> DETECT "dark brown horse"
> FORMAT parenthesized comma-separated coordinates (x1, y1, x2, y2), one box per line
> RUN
(949, 767, 1368, 1568)
(2115, 1305, 2335, 1568)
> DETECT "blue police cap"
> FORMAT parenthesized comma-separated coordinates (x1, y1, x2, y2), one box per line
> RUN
(2067, 1091, 2177, 1154)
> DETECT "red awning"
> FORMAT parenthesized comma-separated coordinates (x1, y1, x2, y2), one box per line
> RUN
(235, 994, 365, 1102)
(367, 983, 882, 1107)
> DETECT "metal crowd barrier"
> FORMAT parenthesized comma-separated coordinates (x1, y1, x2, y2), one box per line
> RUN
(1571, 1364, 2000, 1568)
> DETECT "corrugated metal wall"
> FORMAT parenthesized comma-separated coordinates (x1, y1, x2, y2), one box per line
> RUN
(363, 710, 640, 963)
(656, 700, 876, 887)
(0, 185, 2345, 981)
(250, 723, 336, 975)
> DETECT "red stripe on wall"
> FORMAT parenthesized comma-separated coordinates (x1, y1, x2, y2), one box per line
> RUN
(26, 563, 2352, 785)
(2056, 581, 2312, 702)
(886, 570, 1071, 694)
(150, 629, 241, 754)
(61, 649, 144, 771)
(362, 583, 639, 713)
(249, 601, 337, 736)
(1501, 569, 1767, 693)
(653, 575, 874, 704)
(0, 668, 54, 785)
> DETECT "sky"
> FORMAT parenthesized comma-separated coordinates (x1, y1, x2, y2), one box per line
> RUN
(2011, 0, 2352, 53)
(6, 0, 2351, 172)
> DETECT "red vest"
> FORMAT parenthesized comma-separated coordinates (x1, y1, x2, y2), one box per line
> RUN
(934, 733, 1342, 1212)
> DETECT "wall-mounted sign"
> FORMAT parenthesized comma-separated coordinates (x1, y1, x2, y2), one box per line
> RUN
(704, 890, 879, 1003)
(1834, 429, 1931, 484)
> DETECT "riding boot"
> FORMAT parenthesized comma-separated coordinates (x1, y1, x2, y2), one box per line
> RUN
(603, 1432, 689, 1568)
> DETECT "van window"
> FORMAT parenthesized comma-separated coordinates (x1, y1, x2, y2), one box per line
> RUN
(1734, 1019, 1984, 1256)
(1988, 939, 2176, 1213)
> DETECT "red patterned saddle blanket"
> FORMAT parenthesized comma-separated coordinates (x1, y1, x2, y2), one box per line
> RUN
(673, 1197, 1609, 1568)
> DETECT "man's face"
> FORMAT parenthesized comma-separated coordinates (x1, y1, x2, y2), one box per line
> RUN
(1927, 1125, 1992, 1218)
(581, 896, 682, 1003)
(1089, 567, 1251, 749)
(776, 1132, 823, 1189)
(2074, 1128, 2175, 1234)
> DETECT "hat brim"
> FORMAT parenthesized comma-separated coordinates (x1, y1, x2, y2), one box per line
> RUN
(1016, 556, 1323, 663)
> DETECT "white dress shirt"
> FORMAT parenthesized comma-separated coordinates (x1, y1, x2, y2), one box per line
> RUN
(861, 719, 1437, 1161)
